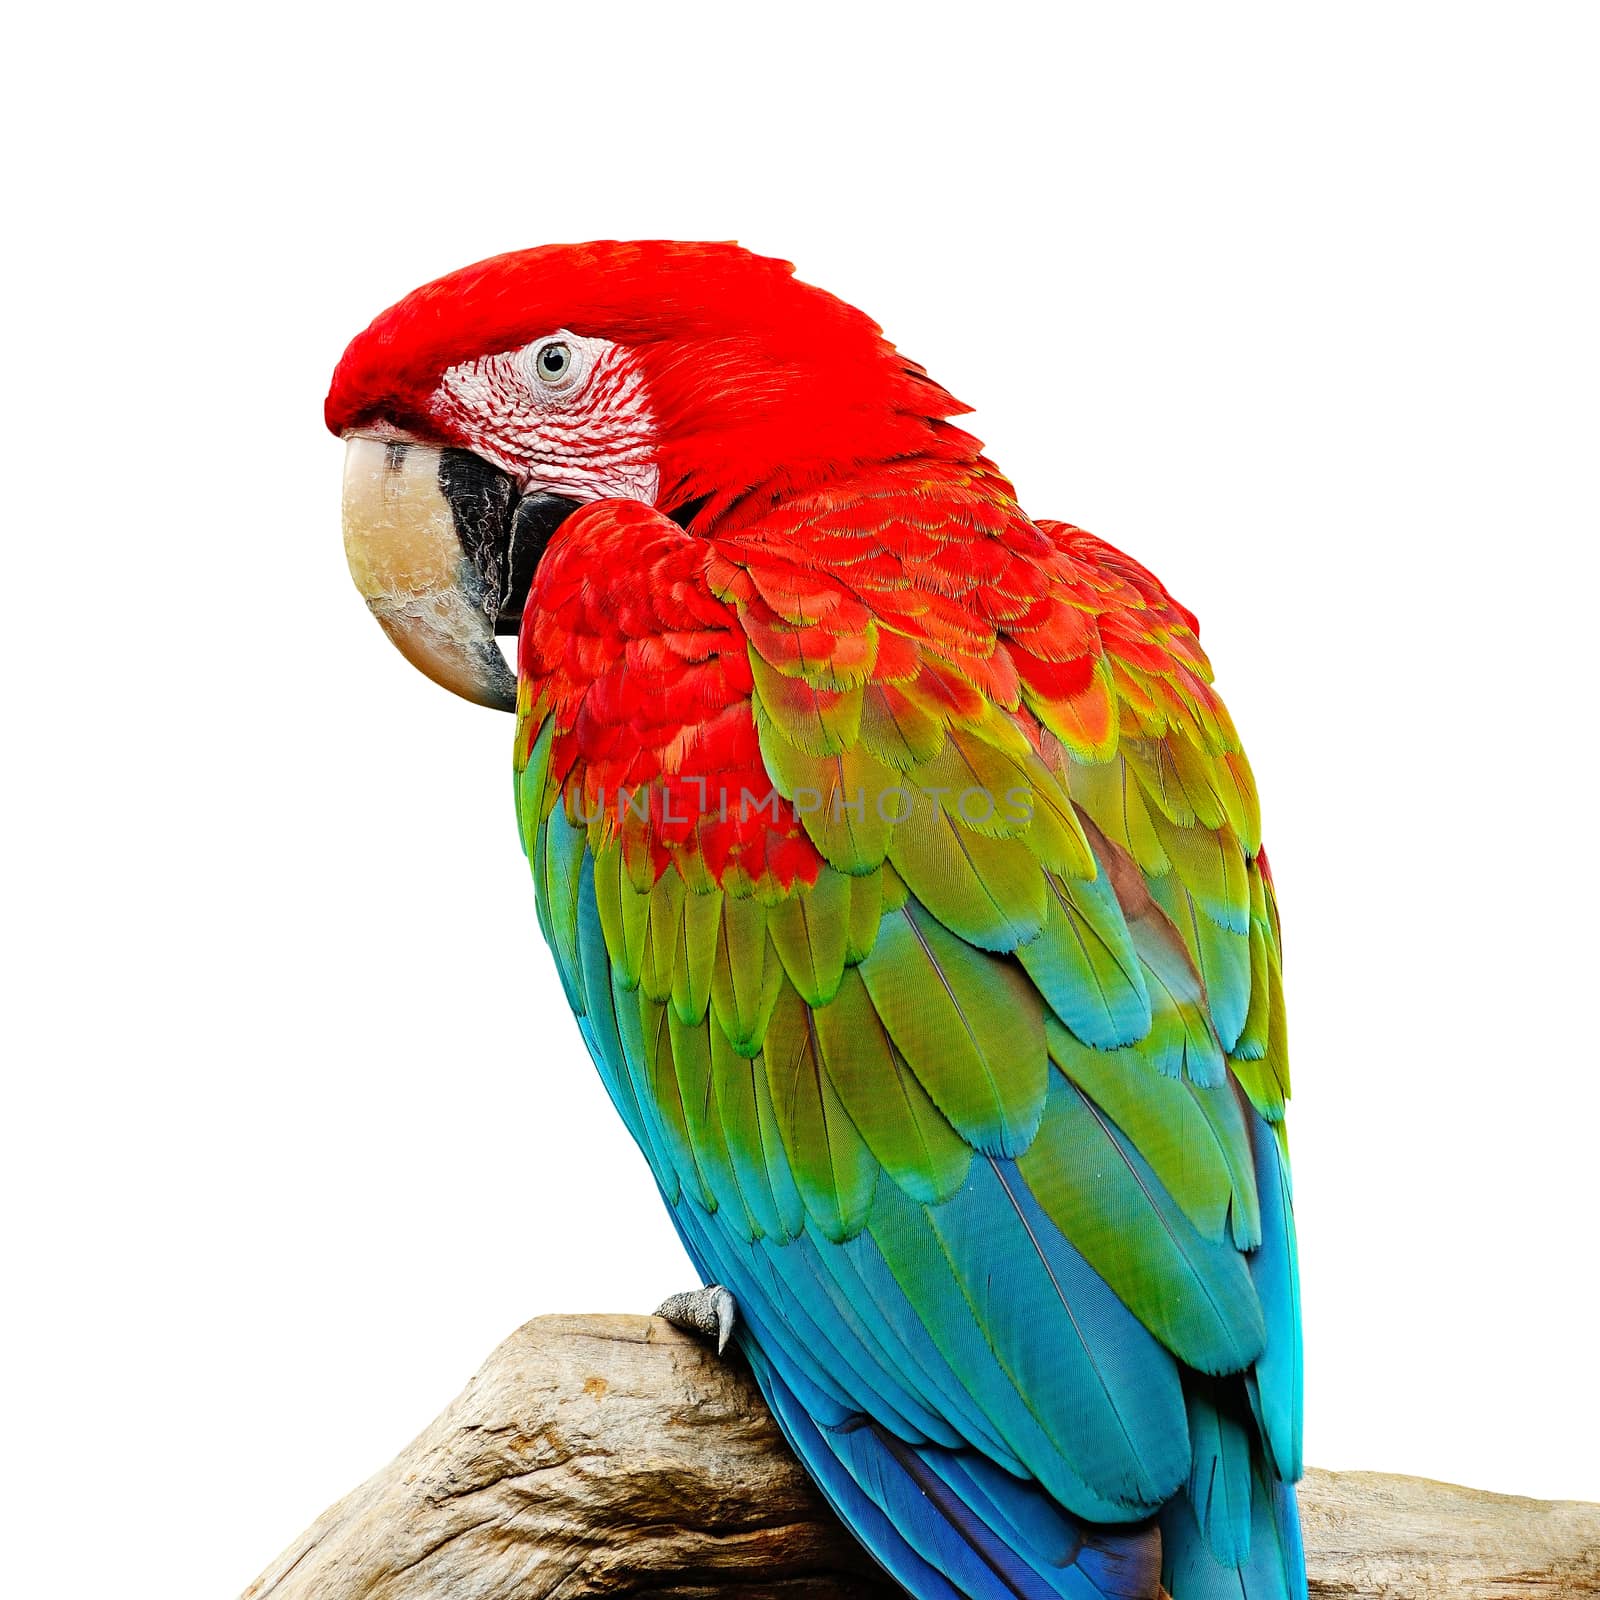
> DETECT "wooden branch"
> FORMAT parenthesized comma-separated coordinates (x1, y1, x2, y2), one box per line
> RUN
(243, 1314, 1600, 1600)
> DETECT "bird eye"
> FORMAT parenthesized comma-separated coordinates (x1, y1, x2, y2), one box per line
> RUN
(534, 341, 572, 384)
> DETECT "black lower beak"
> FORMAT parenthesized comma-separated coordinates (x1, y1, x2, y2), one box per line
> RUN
(436, 449, 582, 635)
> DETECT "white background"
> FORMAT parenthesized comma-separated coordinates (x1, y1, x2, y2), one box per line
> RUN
(5, 4, 1596, 1594)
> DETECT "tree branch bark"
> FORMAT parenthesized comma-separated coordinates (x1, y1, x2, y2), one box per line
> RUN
(242, 1314, 1599, 1600)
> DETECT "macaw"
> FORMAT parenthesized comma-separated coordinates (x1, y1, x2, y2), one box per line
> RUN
(327, 240, 1304, 1600)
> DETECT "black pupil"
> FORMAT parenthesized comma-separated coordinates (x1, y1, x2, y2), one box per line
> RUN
(539, 344, 569, 378)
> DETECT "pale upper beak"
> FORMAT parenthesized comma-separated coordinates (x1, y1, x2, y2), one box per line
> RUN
(339, 434, 577, 711)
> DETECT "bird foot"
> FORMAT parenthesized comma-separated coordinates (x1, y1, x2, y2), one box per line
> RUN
(655, 1284, 738, 1355)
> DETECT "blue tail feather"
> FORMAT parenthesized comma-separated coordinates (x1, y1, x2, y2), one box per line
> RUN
(1185, 1378, 1258, 1566)
(1248, 1113, 1304, 1481)
(753, 1341, 1163, 1600)
(1160, 1457, 1305, 1600)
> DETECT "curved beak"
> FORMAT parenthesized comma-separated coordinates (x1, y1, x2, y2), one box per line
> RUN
(339, 435, 577, 711)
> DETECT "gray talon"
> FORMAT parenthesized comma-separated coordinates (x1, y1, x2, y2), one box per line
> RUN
(656, 1284, 738, 1355)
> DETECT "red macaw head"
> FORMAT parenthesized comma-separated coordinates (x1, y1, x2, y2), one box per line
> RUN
(327, 241, 966, 709)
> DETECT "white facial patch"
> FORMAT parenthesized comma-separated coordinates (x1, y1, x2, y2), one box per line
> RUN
(431, 331, 660, 505)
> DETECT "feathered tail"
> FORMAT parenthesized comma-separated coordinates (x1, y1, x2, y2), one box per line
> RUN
(748, 1342, 1305, 1600)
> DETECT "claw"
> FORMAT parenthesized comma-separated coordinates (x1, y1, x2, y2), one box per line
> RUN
(656, 1284, 738, 1355)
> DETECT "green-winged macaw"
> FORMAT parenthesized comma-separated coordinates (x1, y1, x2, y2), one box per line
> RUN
(327, 240, 1304, 1600)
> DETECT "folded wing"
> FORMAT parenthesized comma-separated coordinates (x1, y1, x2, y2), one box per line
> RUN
(515, 482, 1304, 1599)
